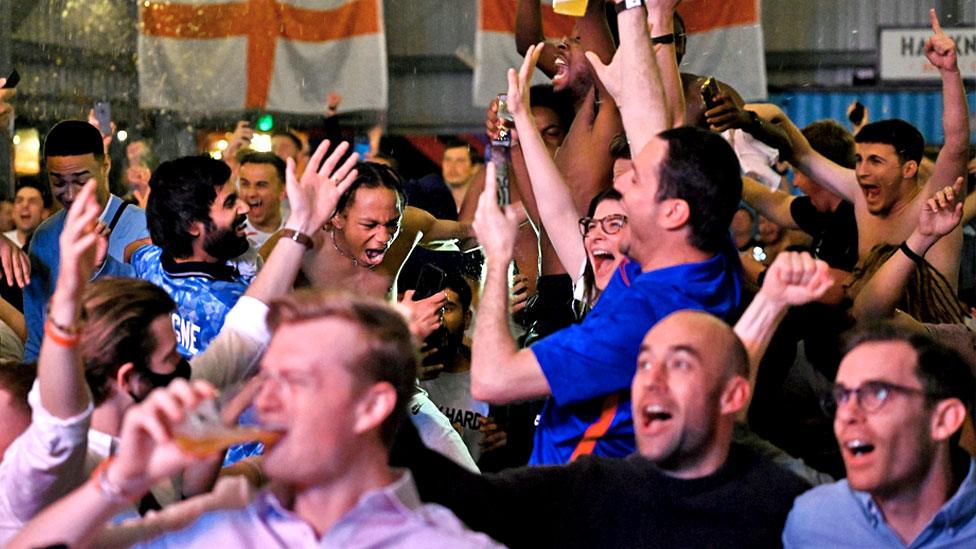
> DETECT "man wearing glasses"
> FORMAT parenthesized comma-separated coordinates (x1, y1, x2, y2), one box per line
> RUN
(783, 323, 975, 547)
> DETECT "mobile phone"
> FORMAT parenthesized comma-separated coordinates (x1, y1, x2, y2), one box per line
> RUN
(94, 101, 112, 137)
(1, 69, 20, 89)
(413, 263, 447, 301)
(848, 101, 865, 126)
(700, 77, 721, 109)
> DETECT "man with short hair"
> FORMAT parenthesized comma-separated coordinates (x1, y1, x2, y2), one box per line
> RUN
(131, 156, 251, 358)
(783, 323, 975, 547)
(760, 11, 968, 288)
(468, 8, 743, 465)
(12, 293, 503, 548)
(238, 151, 287, 250)
(398, 310, 811, 547)
(4, 180, 53, 249)
(441, 139, 478, 210)
(9, 120, 150, 361)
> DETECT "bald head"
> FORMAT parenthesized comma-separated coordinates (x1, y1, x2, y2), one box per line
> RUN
(632, 310, 750, 477)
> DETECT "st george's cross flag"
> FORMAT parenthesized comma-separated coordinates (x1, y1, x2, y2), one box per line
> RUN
(138, 0, 388, 114)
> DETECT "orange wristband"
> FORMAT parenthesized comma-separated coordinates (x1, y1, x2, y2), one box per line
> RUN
(44, 319, 80, 347)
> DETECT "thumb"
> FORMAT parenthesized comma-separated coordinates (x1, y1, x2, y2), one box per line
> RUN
(584, 51, 607, 77)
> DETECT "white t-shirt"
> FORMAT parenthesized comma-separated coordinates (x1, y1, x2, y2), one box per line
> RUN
(421, 371, 489, 462)
(2, 229, 22, 249)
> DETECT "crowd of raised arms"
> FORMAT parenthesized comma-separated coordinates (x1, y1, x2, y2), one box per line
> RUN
(0, 1, 974, 548)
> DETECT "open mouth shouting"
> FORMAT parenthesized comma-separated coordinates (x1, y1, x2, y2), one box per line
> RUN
(839, 435, 877, 469)
(639, 402, 675, 436)
(590, 248, 617, 281)
(553, 55, 569, 88)
(363, 247, 387, 266)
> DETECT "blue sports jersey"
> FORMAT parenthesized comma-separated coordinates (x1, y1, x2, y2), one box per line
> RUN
(132, 245, 249, 358)
(529, 247, 742, 465)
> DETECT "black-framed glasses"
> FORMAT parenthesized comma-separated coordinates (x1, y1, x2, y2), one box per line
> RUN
(578, 214, 628, 237)
(820, 380, 934, 417)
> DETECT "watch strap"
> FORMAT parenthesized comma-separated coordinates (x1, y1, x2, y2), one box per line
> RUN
(615, 0, 645, 15)
(280, 228, 314, 249)
(650, 33, 676, 45)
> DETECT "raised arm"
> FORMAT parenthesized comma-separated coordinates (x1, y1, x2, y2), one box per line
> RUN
(921, 9, 970, 195)
(733, 251, 832, 417)
(470, 162, 551, 404)
(741, 176, 799, 230)
(9, 380, 217, 549)
(852, 178, 964, 321)
(750, 103, 860, 204)
(586, 2, 669, 153)
(508, 44, 588, 276)
(40, 179, 103, 418)
(191, 141, 359, 390)
(646, 0, 685, 126)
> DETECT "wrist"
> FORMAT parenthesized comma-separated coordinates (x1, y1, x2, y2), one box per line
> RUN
(905, 232, 934, 257)
(284, 219, 317, 236)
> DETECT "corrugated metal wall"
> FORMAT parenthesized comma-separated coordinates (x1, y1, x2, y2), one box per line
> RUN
(770, 90, 976, 145)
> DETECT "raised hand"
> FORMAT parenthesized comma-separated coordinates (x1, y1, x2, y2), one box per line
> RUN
(86, 109, 114, 154)
(400, 289, 447, 341)
(472, 161, 521, 265)
(704, 94, 751, 133)
(506, 41, 545, 120)
(759, 251, 833, 306)
(57, 179, 105, 292)
(105, 380, 218, 499)
(924, 9, 958, 72)
(510, 273, 530, 314)
(584, 46, 623, 105)
(286, 140, 359, 234)
(0, 80, 14, 128)
(224, 120, 254, 161)
(917, 176, 964, 242)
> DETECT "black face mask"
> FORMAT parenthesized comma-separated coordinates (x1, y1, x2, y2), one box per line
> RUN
(129, 358, 192, 403)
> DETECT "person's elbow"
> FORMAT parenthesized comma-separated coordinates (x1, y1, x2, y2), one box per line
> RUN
(470, 371, 515, 404)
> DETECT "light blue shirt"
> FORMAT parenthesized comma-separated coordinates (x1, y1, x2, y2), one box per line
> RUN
(132, 471, 501, 548)
(23, 195, 148, 360)
(783, 457, 976, 548)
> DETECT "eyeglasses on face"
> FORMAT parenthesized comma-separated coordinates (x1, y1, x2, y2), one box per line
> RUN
(578, 214, 628, 237)
(820, 380, 935, 417)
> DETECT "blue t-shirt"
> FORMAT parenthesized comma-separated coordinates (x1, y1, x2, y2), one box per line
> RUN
(132, 245, 249, 358)
(528, 248, 741, 465)
(23, 195, 149, 361)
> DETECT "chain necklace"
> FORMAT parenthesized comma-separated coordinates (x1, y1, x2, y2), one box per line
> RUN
(329, 228, 377, 270)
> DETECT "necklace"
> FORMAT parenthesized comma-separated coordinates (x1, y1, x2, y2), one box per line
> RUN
(330, 228, 376, 270)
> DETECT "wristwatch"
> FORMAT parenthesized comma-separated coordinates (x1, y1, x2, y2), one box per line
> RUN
(615, 0, 645, 14)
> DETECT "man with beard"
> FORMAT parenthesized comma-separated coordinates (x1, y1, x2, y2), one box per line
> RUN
(419, 272, 501, 464)
(131, 156, 251, 358)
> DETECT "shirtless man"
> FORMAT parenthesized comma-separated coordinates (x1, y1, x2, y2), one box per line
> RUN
(263, 153, 473, 304)
(755, 10, 968, 288)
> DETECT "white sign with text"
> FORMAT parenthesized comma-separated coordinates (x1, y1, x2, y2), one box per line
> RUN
(880, 27, 976, 80)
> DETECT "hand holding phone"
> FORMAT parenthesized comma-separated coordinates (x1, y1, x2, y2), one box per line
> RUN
(93, 102, 113, 138)
(1, 70, 20, 89)
(700, 77, 721, 110)
(413, 263, 447, 301)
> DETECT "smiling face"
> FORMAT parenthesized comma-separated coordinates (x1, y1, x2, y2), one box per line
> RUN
(238, 162, 284, 228)
(584, 199, 629, 291)
(46, 153, 109, 211)
(200, 181, 249, 261)
(333, 186, 403, 268)
(833, 341, 940, 498)
(854, 143, 916, 216)
(552, 35, 593, 96)
(631, 312, 746, 478)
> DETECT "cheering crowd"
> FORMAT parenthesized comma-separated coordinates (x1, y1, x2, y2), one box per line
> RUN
(0, 1, 973, 547)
